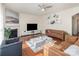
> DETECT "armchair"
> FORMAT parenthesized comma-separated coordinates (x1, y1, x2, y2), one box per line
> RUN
(0, 37, 22, 56)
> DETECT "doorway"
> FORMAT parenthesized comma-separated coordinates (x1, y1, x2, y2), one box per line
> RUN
(72, 13, 79, 36)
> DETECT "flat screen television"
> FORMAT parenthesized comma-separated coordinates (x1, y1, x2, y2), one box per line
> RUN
(27, 24, 37, 31)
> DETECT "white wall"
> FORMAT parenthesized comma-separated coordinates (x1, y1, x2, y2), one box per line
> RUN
(0, 4, 4, 45)
(19, 6, 79, 35)
(19, 13, 42, 36)
(5, 8, 19, 19)
(39, 6, 79, 35)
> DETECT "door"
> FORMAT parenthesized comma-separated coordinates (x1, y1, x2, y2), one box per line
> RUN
(72, 14, 79, 36)
(72, 16, 77, 35)
(77, 17, 79, 35)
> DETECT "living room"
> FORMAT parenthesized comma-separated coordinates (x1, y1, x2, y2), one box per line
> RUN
(3, 3, 79, 36)
(0, 3, 79, 56)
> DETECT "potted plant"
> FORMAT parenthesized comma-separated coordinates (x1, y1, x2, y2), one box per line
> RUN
(4, 28, 11, 40)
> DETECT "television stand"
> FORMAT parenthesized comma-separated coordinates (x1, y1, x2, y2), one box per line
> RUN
(23, 30, 41, 36)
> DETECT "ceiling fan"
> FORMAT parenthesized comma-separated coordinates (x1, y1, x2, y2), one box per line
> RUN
(38, 4, 52, 11)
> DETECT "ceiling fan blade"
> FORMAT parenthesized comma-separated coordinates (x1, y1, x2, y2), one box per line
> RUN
(38, 4, 44, 8)
(38, 4, 52, 11)
(46, 5, 52, 8)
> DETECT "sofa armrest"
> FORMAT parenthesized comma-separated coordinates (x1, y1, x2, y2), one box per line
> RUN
(48, 47, 69, 56)
(75, 39, 79, 46)
(0, 41, 22, 49)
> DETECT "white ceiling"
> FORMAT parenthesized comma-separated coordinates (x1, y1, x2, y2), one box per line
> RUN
(4, 3, 79, 16)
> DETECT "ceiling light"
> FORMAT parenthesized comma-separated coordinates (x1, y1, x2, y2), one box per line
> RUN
(38, 4, 52, 12)
(41, 8, 45, 11)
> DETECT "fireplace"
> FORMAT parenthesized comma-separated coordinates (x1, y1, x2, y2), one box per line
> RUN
(9, 29, 17, 38)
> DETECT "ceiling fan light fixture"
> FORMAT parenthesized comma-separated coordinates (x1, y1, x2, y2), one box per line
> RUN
(41, 8, 45, 11)
(38, 4, 52, 12)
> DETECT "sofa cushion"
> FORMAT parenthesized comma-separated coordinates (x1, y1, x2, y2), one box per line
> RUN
(66, 36, 78, 44)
